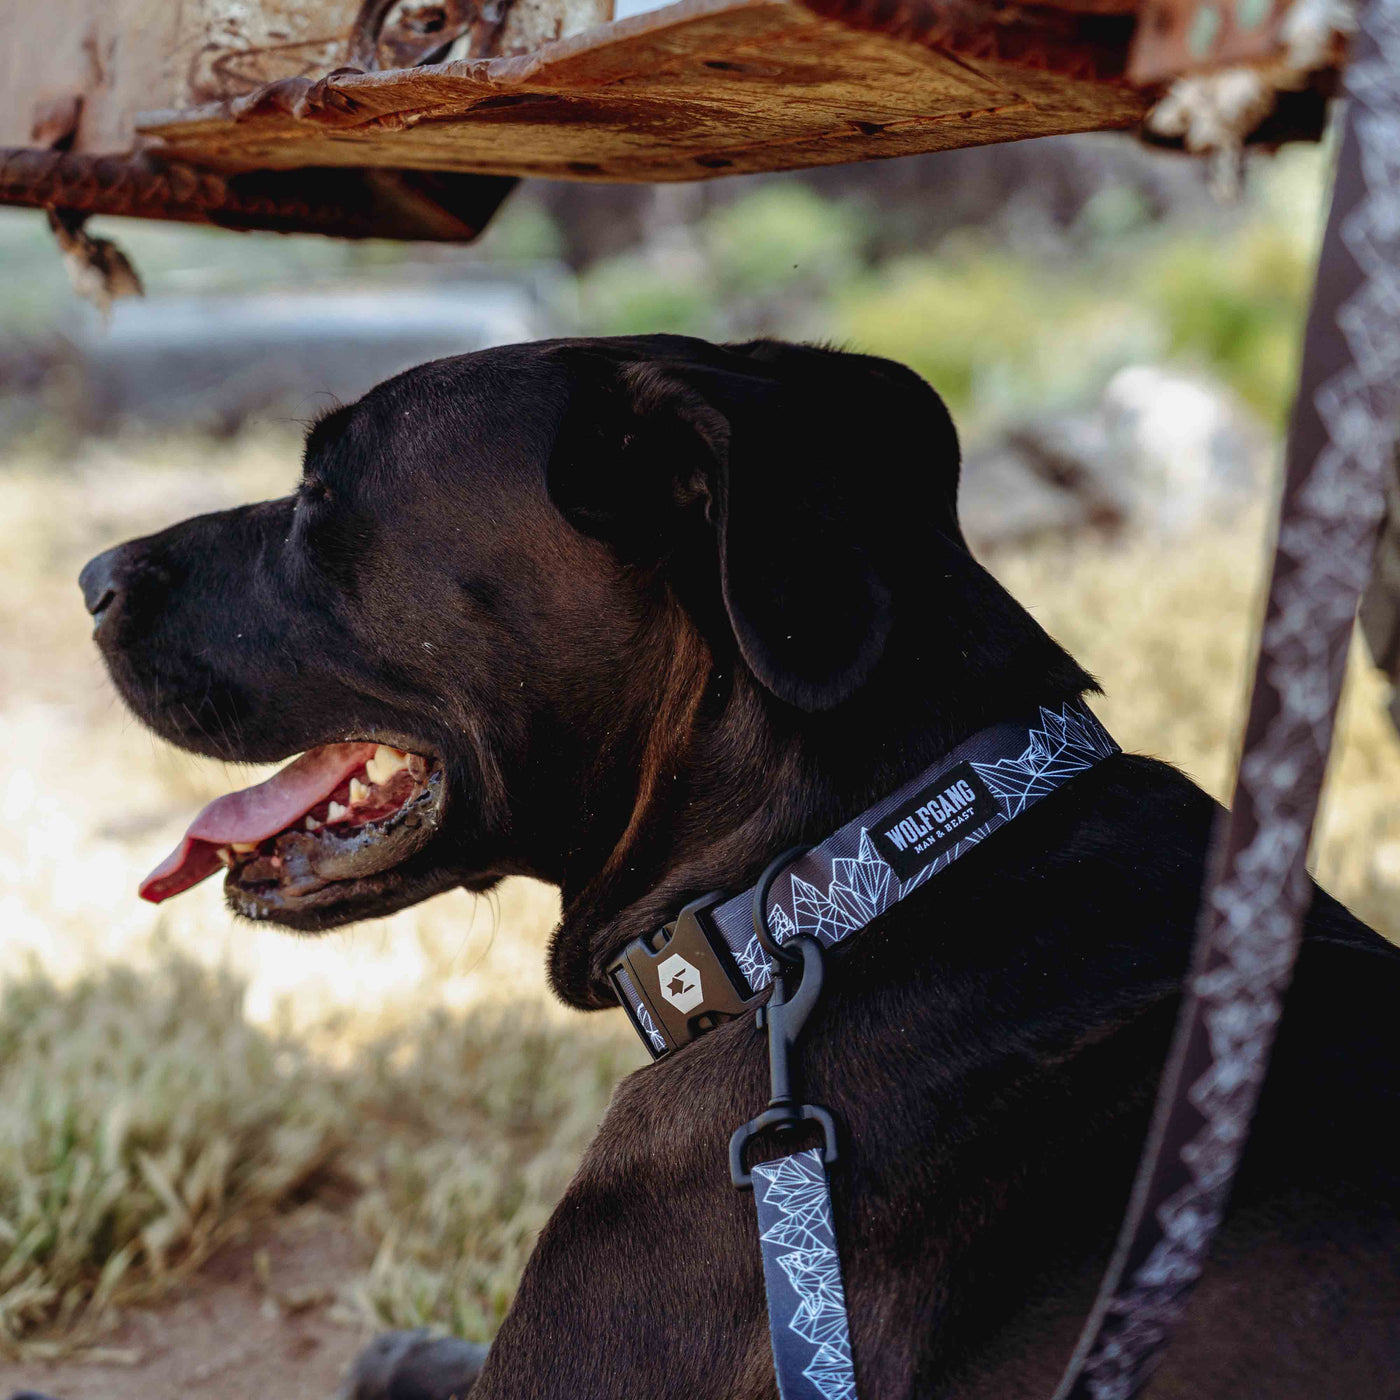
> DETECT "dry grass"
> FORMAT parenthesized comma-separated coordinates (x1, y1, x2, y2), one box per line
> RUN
(0, 955, 351, 1348)
(993, 518, 1400, 937)
(1, 428, 1397, 1361)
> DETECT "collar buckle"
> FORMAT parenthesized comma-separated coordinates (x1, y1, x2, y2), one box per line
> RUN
(608, 891, 763, 1059)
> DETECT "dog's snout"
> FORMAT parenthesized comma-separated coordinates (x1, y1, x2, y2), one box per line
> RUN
(79, 545, 126, 623)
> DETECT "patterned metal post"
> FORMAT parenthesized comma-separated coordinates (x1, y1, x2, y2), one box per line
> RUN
(1053, 2, 1400, 1394)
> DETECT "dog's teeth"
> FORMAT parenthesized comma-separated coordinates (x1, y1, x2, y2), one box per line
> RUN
(305, 815, 321, 831)
(231, 841, 258, 854)
(349, 777, 371, 806)
(327, 801, 349, 822)
(365, 745, 411, 786)
(217, 846, 235, 866)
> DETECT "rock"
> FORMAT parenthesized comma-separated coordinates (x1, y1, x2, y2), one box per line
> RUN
(1100, 365, 1266, 532)
(340, 1329, 490, 1400)
(961, 365, 1269, 550)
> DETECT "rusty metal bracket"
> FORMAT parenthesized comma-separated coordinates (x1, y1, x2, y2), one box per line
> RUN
(1128, 0, 1292, 84)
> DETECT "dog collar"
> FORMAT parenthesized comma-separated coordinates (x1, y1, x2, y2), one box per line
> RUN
(609, 700, 1120, 1058)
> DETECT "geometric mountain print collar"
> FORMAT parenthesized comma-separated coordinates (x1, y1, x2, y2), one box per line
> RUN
(609, 700, 1120, 1058)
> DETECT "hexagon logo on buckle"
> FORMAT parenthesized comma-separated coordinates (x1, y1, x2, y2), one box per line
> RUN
(656, 953, 704, 1013)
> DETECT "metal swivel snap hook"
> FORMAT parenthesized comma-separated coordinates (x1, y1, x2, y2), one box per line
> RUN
(729, 847, 839, 1188)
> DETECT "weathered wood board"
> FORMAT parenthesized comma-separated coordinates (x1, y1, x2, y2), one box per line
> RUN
(135, 0, 1150, 183)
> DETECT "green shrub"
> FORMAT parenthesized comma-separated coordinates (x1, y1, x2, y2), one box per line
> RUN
(705, 184, 861, 296)
(578, 252, 717, 338)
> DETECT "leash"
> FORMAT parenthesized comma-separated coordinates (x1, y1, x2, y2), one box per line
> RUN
(609, 701, 1120, 1398)
(1049, 5, 1400, 1393)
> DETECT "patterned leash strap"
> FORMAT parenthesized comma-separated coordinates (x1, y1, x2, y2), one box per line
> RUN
(729, 708, 1119, 1400)
(1052, 6, 1400, 1395)
(752, 1149, 857, 1400)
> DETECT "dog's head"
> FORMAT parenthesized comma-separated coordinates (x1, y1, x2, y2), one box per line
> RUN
(82, 335, 1088, 1005)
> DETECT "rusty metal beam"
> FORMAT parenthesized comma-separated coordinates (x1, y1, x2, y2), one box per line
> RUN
(0, 146, 514, 238)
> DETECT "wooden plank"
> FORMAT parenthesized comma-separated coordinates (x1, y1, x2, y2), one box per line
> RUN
(136, 0, 1149, 183)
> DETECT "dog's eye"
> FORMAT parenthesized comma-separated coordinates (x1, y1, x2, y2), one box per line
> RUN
(300, 479, 334, 507)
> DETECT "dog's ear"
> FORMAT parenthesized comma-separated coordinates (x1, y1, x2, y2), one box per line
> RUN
(546, 342, 962, 712)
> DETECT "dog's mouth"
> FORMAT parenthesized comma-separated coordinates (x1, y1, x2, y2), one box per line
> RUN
(140, 741, 446, 916)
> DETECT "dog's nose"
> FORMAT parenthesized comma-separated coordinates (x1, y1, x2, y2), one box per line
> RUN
(79, 545, 125, 621)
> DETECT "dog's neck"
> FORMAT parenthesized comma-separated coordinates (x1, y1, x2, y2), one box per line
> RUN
(547, 557, 1095, 1010)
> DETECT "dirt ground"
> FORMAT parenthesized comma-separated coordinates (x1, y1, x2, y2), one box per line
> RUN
(0, 1214, 375, 1400)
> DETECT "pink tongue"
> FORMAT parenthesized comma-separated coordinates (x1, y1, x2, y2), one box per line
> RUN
(139, 743, 378, 904)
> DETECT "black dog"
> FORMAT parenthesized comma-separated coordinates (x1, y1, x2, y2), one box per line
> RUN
(81, 336, 1400, 1399)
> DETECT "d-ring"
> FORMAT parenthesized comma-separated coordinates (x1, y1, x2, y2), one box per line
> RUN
(751, 845, 809, 966)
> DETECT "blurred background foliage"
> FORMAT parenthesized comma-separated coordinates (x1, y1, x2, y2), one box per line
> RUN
(0, 135, 1325, 442)
(567, 151, 1321, 433)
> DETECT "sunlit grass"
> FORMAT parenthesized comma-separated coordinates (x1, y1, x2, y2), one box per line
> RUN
(993, 517, 1400, 936)
(0, 956, 351, 1352)
(0, 954, 640, 1357)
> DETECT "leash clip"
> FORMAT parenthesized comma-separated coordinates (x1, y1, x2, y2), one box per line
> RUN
(730, 848, 838, 1188)
(729, 935, 838, 1187)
